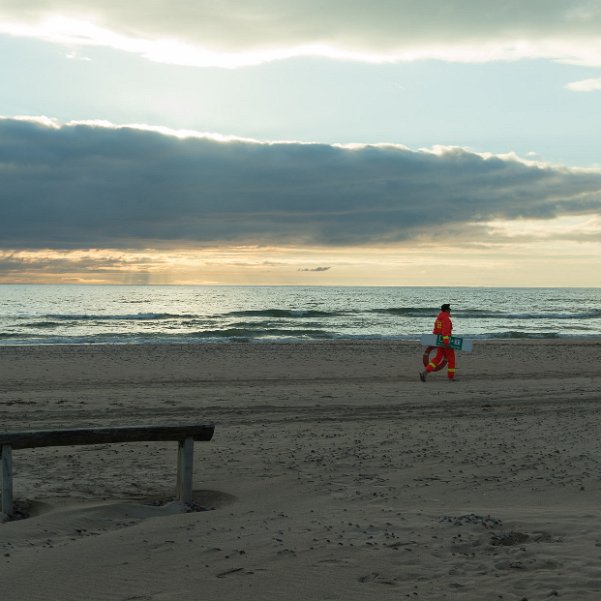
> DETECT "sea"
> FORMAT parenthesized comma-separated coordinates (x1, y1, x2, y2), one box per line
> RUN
(0, 285, 600, 345)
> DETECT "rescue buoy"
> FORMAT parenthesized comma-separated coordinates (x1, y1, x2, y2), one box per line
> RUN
(422, 346, 447, 371)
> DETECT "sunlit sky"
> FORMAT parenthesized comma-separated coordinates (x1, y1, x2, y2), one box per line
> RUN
(1, 1, 601, 286)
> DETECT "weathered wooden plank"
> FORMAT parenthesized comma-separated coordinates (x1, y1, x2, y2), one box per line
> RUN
(176, 437, 194, 504)
(0, 424, 215, 518)
(1, 445, 13, 517)
(0, 423, 214, 450)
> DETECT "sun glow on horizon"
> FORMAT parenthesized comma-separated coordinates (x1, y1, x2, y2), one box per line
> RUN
(2, 216, 601, 288)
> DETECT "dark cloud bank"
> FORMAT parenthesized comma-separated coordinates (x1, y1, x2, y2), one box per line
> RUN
(1, 118, 600, 250)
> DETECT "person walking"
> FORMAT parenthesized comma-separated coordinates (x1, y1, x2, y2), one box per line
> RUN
(420, 303, 456, 382)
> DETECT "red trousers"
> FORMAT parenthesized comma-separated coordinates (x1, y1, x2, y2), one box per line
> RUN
(426, 346, 456, 379)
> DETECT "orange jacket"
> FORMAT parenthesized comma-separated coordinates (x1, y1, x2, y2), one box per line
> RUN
(433, 311, 453, 345)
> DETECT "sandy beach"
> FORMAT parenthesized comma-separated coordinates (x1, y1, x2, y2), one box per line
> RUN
(1, 340, 601, 600)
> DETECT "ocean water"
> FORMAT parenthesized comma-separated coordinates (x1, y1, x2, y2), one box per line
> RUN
(1, 285, 600, 345)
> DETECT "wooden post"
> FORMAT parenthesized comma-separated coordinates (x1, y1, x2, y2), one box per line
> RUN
(176, 437, 194, 504)
(1, 445, 13, 517)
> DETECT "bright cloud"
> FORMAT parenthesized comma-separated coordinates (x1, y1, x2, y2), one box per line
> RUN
(566, 77, 601, 91)
(2, 1, 601, 67)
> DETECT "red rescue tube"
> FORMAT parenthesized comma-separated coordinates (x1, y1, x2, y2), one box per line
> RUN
(422, 346, 447, 372)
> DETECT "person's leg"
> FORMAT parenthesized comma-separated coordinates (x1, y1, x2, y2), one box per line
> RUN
(421, 347, 446, 380)
(426, 347, 446, 373)
(446, 348, 456, 380)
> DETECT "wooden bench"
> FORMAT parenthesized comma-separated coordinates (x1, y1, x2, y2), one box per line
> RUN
(0, 423, 215, 518)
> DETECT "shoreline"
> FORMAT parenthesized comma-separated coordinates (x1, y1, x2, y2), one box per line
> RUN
(2, 332, 601, 346)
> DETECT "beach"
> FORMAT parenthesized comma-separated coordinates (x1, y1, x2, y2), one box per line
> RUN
(1, 340, 601, 600)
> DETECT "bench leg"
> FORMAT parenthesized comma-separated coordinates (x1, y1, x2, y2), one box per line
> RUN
(1, 445, 13, 517)
(176, 437, 194, 504)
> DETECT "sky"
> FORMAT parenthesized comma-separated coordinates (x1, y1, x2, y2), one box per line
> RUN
(1, 1, 601, 286)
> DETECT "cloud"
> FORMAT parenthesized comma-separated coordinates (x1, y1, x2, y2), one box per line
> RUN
(566, 77, 601, 91)
(298, 267, 331, 272)
(1, 1, 601, 67)
(1, 117, 601, 250)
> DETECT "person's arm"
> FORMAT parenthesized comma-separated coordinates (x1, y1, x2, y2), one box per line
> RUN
(440, 316, 452, 345)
